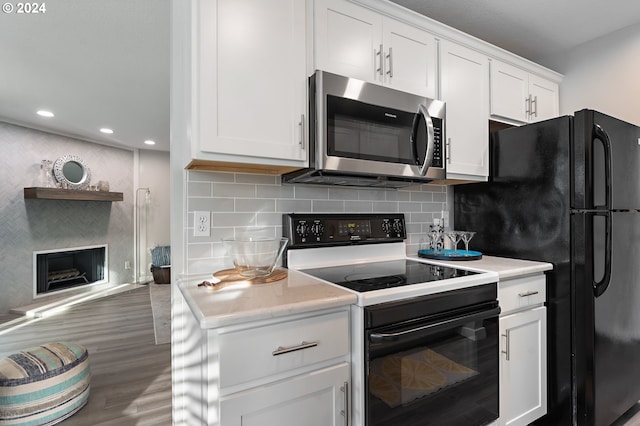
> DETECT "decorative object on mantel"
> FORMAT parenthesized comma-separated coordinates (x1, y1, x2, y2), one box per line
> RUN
(23, 187, 124, 201)
(198, 267, 288, 291)
(53, 154, 91, 190)
(39, 159, 54, 187)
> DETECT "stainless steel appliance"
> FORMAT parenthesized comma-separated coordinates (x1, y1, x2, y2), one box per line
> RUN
(282, 71, 446, 188)
(454, 110, 640, 425)
(283, 213, 499, 426)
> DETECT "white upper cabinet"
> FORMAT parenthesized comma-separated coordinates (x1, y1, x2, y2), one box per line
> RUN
(490, 59, 559, 124)
(315, 0, 437, 98)
(194, 0, 308, 166)
(440, 40, 489, 180)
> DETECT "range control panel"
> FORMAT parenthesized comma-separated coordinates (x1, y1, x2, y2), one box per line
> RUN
(283, 213, 406, 248)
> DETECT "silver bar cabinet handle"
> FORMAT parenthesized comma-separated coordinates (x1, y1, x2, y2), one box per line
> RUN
(376, 44, 383, 76)
(518, 290, 539, 297)
(298, 114, 305, 148)
(502, 331, 510, 361)
(446, 138, 452, 164)
(532, 95, 538, 117)
(386, 47, 393, 78)
(340, 381, 349, 426)
(525, 94, 531, 116)
(272, 340, 318, 356)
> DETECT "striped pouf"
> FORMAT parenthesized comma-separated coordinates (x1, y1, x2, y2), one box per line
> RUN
(0, 342, 90, 425)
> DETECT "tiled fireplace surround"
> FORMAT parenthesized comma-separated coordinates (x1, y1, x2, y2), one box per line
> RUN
(185, 170, 451, 274)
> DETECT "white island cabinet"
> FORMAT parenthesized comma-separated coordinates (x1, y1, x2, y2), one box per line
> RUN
(171, 270, 356, 426)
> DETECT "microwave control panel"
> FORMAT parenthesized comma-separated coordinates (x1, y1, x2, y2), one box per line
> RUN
(431, 117, 443, 168)
(283, 213, 406, 248)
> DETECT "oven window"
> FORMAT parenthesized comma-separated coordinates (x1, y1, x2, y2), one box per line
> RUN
(327, 95, 416, 164)
(366, 311, 499, 426)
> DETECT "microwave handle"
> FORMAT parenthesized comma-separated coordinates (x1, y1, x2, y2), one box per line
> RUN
(411, 104, 435, 176)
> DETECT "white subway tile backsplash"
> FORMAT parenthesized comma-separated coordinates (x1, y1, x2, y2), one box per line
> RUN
(257, 184, 295, 199)
(235, 198, 276, 213)
(344, 201, 374, 212)
(312, 200, 345, 212)
(294, 185, 329, 200)
(213, 182, 256, 198)
(236, 173, 278, 184)
(184, 171, 449, 274)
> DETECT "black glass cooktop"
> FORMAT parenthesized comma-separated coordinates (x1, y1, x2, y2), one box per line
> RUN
(301, 259, 478, 292)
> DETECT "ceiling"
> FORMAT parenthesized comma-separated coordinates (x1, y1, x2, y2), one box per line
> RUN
(0, 0, 170, 152)
(389, 0, 640, 70)
(1, 1, 638, 153)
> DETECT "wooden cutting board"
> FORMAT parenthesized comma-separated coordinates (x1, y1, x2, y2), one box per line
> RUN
(212, 267, 288, 284)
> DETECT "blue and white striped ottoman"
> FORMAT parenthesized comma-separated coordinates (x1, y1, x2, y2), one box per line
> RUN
(0, 342, 90, 425)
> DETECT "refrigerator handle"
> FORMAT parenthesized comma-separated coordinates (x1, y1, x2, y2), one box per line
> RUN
(593, 124, 612, 210)
(593, 210, 612, 298)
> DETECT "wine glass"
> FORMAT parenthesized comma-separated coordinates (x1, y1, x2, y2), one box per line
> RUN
(460, 231, 476, 255)
(445, 230, 463, 255)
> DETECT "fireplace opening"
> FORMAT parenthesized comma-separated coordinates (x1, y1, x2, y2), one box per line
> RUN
(35, 245, 107, 295)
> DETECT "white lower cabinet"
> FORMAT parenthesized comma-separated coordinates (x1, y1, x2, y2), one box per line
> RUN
(220, 362, 350, 426)
(498, 276, 548, 426)
(173, 302, 351, 426)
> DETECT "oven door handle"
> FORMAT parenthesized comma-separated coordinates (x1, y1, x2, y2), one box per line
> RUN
(369, 306, 501, 343)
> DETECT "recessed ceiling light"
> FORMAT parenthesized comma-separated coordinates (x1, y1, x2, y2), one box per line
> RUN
(100, 128, 114, 134)
(144, 140, 156, 145)
(37, 110, 54, 117)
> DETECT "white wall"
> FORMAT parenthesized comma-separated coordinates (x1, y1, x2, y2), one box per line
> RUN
(136, 149, 171, 280)
(556, 23, 640, 125)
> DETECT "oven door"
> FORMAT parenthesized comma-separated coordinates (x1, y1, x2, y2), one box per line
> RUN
(365, 301, 500, 426)
(315, 70, 445, 180)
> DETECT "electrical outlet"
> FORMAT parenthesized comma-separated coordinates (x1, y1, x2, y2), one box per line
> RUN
(124, 261, 131, 270)
(194, 211, 211, 237)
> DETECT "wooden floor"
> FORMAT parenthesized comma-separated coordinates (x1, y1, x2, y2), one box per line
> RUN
(0, 286, 172, 425)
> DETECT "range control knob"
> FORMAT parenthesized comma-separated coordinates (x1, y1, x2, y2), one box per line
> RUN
(392, 220, 403, 234)
(311, 223, 324, 237)
(295, 222, 309, 238)
(381, 221, 391, 235)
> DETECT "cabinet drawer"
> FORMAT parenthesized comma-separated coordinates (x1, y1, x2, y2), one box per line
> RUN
(219, 310, 349, 388)
(499, 275, 546, 315)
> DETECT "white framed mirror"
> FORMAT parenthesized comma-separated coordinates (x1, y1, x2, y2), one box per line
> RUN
(53, 154, 91, 190)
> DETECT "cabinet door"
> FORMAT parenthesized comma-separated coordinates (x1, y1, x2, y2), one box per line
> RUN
(499, 306, 547, 426)
(315, 0, 382, 83)
(529, 74, 559, 122)
(490, 59, 529, 123)
(198, 0, 307, 162)
(220, 363, 350, 426)
(382, 18, 437, 98)
(440, 40, 489, 179)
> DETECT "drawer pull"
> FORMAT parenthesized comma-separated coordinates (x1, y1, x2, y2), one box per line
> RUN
(272, 341, 318, 356)
(341, 381, 349, 426)
(518, 290, 539, 297)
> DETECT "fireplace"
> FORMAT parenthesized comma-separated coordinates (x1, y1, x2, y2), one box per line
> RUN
(34, 245, 108, 295)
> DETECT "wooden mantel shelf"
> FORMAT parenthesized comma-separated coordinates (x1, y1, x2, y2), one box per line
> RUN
(24, 187, 124, 202)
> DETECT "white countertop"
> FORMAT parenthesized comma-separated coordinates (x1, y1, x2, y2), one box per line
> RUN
(178, 269, 357, 329)
(180, 255, 552, 329)
(408, 254, 553, 280)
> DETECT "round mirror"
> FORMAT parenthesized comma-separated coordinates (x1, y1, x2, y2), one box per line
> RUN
(53, 155, 91, 189)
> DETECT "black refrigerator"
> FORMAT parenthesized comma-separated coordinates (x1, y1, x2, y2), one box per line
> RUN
(454, 109, 640, 426)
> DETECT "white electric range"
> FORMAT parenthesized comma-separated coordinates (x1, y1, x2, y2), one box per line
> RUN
(283, 213, 500, 426)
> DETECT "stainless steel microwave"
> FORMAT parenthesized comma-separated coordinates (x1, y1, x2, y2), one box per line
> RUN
(282, 71, 446, 188)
